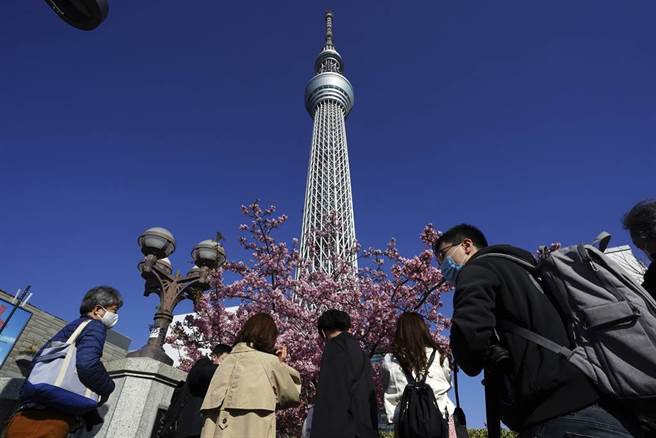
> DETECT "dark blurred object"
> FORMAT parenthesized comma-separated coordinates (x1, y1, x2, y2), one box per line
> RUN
(452, 363, 470, 438)
(636, 399, 656, 433)
(44, 0, 108, 30)
(82, 409, 104, 432)
(484, 344, 515, 438)
(157, 358, 219, 438)
(484, 343, 512, 372)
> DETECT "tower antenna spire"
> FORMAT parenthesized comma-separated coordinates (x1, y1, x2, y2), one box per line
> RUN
(301, 11, 356, 276)
(324, 10, 334, 49)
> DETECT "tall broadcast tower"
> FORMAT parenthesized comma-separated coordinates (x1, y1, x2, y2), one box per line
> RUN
(299, 11, 357, 275)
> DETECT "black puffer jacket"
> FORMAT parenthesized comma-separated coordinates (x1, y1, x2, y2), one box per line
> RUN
(450, 245, 599, 430)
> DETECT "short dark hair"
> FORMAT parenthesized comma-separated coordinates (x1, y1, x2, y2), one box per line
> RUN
(235, 313, 278, 354)
(317, 309, 351, 334)
(623, 200, 656, 248)
(211, 344, 232, 356)
(433, 224, 489, 254)
(79, 286, 123, 315)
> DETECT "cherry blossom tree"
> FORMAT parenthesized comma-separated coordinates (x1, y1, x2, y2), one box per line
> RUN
(168, 201, 450, 436)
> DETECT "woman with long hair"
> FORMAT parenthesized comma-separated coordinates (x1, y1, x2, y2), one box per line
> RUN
(200, 313, 301, 438)
(381, 312, 456, 437)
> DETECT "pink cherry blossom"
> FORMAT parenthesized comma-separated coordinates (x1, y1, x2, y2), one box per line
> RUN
(168, 201, 451, 436)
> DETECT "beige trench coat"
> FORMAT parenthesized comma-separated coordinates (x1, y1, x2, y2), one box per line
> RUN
(200, 342, 302, 438)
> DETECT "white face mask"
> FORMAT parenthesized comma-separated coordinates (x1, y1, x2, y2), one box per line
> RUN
(100, 306, 119, 328)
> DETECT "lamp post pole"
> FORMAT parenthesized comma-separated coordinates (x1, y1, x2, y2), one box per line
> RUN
(127, 227, 226, 366)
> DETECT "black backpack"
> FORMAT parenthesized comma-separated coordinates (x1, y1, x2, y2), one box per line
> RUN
(398, 349, 449, 438)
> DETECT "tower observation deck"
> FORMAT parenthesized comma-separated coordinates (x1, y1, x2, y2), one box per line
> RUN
(299, 11, 357, 275)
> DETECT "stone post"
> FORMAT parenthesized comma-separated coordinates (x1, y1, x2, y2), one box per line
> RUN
(75, 357, 186, 437)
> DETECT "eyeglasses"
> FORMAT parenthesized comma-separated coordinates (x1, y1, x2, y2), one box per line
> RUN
(100, 305, 119, 314)
(435, 241, 462, 264)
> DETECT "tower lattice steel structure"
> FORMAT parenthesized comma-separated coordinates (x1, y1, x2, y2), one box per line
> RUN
(299, 11, 357, 275)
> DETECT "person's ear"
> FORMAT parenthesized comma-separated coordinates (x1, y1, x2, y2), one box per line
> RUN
(462, 238, 474, 255)
(88, 305, 101, 319)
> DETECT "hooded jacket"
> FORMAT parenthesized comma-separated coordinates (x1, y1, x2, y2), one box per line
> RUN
(450, 245, 599, 430)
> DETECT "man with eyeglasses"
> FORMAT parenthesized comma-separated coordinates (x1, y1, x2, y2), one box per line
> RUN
(433, 224, 641, 438)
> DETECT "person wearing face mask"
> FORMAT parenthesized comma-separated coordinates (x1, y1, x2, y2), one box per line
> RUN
(434, 225, 641, 438)
(623, 200, 656, 298)
(5, 285, 123, 438)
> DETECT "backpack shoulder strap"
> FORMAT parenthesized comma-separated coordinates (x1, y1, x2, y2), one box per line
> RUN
(397, 348, 437, 384)
(475, 253, 537, 271)
(397, 356, 416, 385)
(419, 348, 437, 384)
(66, 319, 93, 345)
(452, 360, 463, 411)
(477, 252, 546, 295)
(497, 320, 575, 360)
(484, 368, 501, 438)
(452, 361, 468, 429)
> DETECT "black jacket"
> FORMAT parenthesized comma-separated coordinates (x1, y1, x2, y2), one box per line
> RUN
(158, 357, 218, 438)
(450, 245, 599, 430)
(310, 332, 379, 438)
(643, 261, 656, 299)
(185, 357, 217, 398)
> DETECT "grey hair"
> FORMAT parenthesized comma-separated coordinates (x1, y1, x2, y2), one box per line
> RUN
(79, 286, 123, 315)
(622, 200, 656, 247)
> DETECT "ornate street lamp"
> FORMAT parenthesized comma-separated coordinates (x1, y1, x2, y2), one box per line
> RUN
(127, 227, 226, 365)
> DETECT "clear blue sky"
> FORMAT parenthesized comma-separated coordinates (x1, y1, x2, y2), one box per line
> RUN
(1, 0, 654, 428)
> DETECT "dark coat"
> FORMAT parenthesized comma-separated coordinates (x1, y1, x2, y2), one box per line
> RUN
(177, 358, 217, 437)
(186, 357, 217, 398)
(310, 332, 378, 438)
(158, 357, 218, 438)
(450, 245, 599, 430)
(23, 316, 115, 399)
